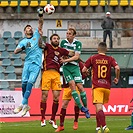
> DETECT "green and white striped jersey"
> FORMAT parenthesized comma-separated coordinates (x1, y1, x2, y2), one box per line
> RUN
(60, 38, 82, 66)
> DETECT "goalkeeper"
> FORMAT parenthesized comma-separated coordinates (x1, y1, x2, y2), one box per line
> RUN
(13, 8, 44, 117)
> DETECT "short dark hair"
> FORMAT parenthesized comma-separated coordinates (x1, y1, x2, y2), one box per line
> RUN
(98, 42, 107, 48)
(24, 25, 32, 31)
(50, 34, 60, 40)
(68, 28, 76, 35)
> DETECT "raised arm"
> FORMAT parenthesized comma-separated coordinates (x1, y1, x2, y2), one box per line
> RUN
(37, 8, 44, 36)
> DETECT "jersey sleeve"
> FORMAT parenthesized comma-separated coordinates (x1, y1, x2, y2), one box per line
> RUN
(44, 43, 48, 50)
(60, 40, 65, 48)
(75, 41, 82, 54)
(60, 48, 69, 56)
(84, 56, 92, 68)
(16, 39, 25, 49)
(111, 56, 118, 67)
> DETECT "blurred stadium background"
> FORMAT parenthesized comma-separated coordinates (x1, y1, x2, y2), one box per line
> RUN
(0, 0, 133, 117)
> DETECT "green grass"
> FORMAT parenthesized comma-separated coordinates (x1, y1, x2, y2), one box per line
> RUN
(0, 116, 132, 133)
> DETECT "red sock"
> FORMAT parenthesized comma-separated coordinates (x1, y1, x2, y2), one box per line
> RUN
(97, 110, 106, 127)
(51, 100, 59, 120)
(60, 108, 66, 126)
(40, 101, 46, 119)
(96, 112, 101, 127)
(74, 106, 79, 122)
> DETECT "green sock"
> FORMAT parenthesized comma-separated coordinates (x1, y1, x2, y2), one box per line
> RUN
(131, 112, 133, 126)
(72, 90, 82, 109)
(80, 91, 87, 108)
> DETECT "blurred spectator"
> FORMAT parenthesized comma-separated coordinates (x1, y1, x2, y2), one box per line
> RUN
(101, 12, 114, 48)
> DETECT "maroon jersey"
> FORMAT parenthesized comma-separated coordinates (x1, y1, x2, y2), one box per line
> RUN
(79, 61, 87, 80)
(62, 61, 87, 88)
(43, 43, 69, 72)
(84, 53, 118, 89)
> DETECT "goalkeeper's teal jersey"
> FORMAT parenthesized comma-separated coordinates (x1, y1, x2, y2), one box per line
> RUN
(60, 39, 82, 66)
(17, 29, 42, 66)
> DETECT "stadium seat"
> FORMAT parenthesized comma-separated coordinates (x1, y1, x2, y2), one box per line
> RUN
(130, 0, 133, 6)
(0, 51, 10, 59)
(11, 53, 21, 59)
(3, 31, 12, 40)
(7, 44, 16, 52)
(5, 66, 15, 73)
(9, 0, 18, 7)
(79, 0, 88, 6)
(0, 66, 4, 73)
(20, 0, 29, 7)
(120, 0, 129, 6)
(89, 0, 98, 6)
(127, 54, 133, 68)
(99, 0, 108, 6)
(59, 0, 69, 6)
(14, 31, 23, 40)
(0, 81, 9, 89)
(69, 0, 77, 6)
(18, 37, 24, 43)
(29, 0, 39, 7)
(111, 53, 130, 68)
(0, 73, 5, 80)
(0, 38, 5, 45)
(7, 73, 17, 80)
(5, 37, 16, 46)
(0, 44, 6, 52)
(109, 0, 118, 6)
(39, 0, 47, 6)
(50, 0, 59, 6)
(2, 59, 11, 66)
(0, 1, 9, 7)
(13, 59, 23, 67)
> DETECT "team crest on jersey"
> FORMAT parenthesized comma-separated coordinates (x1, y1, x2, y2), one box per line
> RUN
(26, 42, 31, 47)
(33, 38, 36, 40)
(54, 51, 60, 56)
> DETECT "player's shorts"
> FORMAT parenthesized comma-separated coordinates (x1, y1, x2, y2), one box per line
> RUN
(62, 87, 79, 100)
(41, 69, 62, 91)
(63, 63, 82, 83)
(22, 62, 41, 84)
(92, 87, 110, 104)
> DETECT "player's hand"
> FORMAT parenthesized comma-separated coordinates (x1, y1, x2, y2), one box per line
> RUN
(113, 78, 119, 85)
(86, 68, 91, 76)
(37, 8, 44, 17)
(60, 57, 66, 64)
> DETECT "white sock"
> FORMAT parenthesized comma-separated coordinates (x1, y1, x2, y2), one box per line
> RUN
(96, 127, 101, 130)
(103, 125, 107, 130)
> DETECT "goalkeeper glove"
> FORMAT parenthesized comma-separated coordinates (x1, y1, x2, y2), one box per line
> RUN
(37, 8, 44, 17)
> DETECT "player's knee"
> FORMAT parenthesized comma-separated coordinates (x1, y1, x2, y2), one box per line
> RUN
(62, 100, 69, 109)
(62, 103, 68, 109)
(77, 83, 84, 92)
(42, 91, 48, 102)
(53, 97, 59, 101)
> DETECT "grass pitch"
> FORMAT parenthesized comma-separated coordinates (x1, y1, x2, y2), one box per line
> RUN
(0, 116, 132, 133)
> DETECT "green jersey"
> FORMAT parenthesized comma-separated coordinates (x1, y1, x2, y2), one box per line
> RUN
(60, 39, 82, 66)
